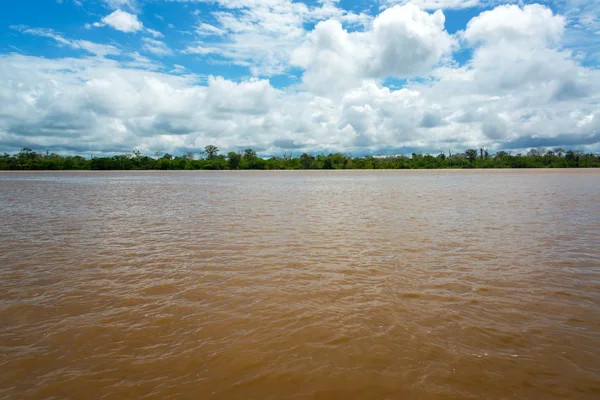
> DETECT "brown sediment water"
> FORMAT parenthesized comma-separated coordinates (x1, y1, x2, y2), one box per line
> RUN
(0, 169, 599, 399)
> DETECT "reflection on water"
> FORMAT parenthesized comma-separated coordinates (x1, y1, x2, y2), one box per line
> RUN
(1, 170, 599, 399)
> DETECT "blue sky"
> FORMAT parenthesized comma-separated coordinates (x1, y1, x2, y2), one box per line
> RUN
(0, 0, 599, 156)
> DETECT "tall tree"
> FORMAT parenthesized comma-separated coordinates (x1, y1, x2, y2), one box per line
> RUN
(554, 148, 565, 158)
(228, 152, 241, 169)
(243, 148, 257, 160)
(299, 153, 314, 169)
(204, 145, 219, 160)
(465, 149, 478, 164)
(18, 148, 37, 161)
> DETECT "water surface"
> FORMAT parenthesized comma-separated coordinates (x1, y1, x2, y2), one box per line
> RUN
(1, 170, 599, 399)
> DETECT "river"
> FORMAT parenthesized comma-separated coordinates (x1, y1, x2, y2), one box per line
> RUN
(1, 170, 599, 399)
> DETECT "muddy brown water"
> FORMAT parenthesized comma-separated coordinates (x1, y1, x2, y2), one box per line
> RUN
(1, 170, 599, 399)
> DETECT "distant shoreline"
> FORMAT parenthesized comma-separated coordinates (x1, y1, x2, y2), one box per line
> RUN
(1, 168, 599, 173)
(2, 147, 599, 170)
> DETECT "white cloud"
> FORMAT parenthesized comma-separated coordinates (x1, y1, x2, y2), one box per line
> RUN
(547, 0, 599, 31)
(0, 54, 303, 154)
(417, 4, 600, 148)
(103, 0, 138, 12)
(73, 40, 121, 56)
(171, 64, 186, 74)
(183, 0, 371, 76)
(537, 0, 600, 64)
(183, 45, 221, 55)
(381, 0, 479, 10)
(11, 26, 120, 56)
(11, 26, 72, 46)
(196, 23, 226, 36)
(142, 38, 173, 56)
(461, 5, 574, 95)
(292, 4, 454, 95)
(463, 4, 565, 47)
(101, 9, 143, 33)
(370, 5, 453, 76)
(146, 28, 164, 38)
(340, 81, 426, 147)
(122, 52, 163, 70)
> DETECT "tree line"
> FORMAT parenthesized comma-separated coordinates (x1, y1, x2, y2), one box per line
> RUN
(1, 146, 599, 170)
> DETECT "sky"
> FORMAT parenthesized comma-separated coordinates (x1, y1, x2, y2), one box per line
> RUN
(0, 0, 599, 157)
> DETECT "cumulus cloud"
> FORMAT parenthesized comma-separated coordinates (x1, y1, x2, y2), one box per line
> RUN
(0, 52, 354, 155)
(370, 5, 452, 77)
(292, 4, 454, 95)
(463, 4, 565, 47)
(340, 82, 425, 147)
(415, 4, 600, 149)
(460, 4, 584, 96)
(94, 10, 163, 38)
(101, 10, 143, 33)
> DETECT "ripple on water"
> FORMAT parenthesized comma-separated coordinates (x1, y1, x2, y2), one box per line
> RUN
(0, 170, 599, 399)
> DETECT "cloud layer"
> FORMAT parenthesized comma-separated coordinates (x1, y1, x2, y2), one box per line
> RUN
(1, 1, 599, 156)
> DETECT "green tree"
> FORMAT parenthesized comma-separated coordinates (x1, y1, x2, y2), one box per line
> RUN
(228, 152, 242, 169)
(554, 148, 565, 158)
(243, 148, 257, 160)
(465, 149, 478, 164)
(565, 150, 579, 167)
(299, 153, 313, 169)
(18, 148, 37, 160)
(204, 145, 219, 160)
